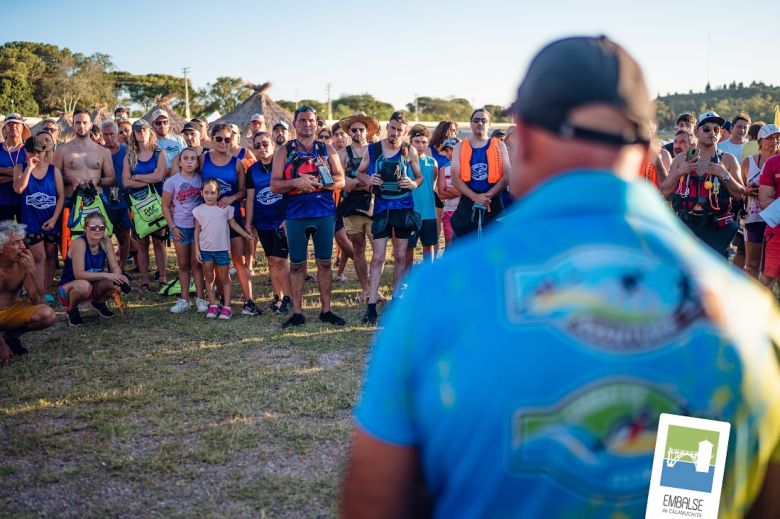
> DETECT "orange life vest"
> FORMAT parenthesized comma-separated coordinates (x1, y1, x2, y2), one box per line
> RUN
(459, 138, 503, 184)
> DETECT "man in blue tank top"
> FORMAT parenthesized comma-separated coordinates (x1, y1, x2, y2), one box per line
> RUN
(0, 114, 30, 222)
(356, 111, 424, 325)
(343, 36, 780, 518)
(270, 106, 346, 328)
(101, 120, 131, 272)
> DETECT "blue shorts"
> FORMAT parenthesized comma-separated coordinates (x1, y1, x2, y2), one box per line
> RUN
(285, 215, 334, 264)
(175, 226, 195, 245)
(200, 250, 231, 266)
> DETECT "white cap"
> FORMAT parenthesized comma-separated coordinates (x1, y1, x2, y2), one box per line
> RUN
(250, 113, 264, 122)
(697, 111, 725, 128)
(758, 124, 780, 140)
(151, 108, 169, 121)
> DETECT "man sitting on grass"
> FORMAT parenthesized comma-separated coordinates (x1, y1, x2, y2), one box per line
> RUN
(0, 220, 56, 363)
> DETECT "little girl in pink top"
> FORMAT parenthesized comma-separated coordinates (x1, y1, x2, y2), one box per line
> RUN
(192, 179, 253, 319)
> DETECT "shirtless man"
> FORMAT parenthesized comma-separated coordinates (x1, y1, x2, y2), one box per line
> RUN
(0, 220, 56, 363)
(53, 109, 115, 254)
(54, 109, 116, 198)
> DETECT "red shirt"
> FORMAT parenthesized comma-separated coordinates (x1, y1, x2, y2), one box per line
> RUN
(759, 154, 780, 232)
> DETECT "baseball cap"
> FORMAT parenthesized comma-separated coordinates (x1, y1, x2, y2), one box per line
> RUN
(24, 134, 50, 153)
(512, 35, 653, 146)
(758, 124, 780, 140)
(250, 113, 264, 122)
(228, 123, 240, 135)
(442, 137, 460, 148)
(696, 111, 726, 129)
(273, 121, 290, 131)
(722, 121, 732, 132)
(132, 119, 150, 132)
(181, 122, 199, 133)
(151, 108, 169, 121)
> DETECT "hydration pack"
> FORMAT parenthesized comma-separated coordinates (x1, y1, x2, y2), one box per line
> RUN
(371, 141, 410, 200)
(126, 185, 167, 238)
(68, 184, 113, 237)
(283, 140, 333, 195)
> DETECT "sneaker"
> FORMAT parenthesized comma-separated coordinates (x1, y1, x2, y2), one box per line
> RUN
(66, 307, 84, 326)
(205, 305, 220, 318)
(266, 295, 280, 310)
(361, 311, 378, 326)
(218, 306, 233, 320)
(305, 274, 316, 283)
(195, 298, 209, 313)
(282, 313, 306, 328)
(319, 311, 345, 326)
(242, 299, 262, 316)
(277, 296, 292, 315)
(335, 274, 348, 283)
(170, 298, 191, 314)
(91, 301, 115, 318)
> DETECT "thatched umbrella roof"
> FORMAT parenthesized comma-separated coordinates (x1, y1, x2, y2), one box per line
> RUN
(29, 114, 75, 143)
(141, 95, 187, 134)
(89, 104, 113, 127)
(213, 82, 294, 137)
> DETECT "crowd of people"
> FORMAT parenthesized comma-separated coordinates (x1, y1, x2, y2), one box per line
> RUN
(0, 102, 516, 358)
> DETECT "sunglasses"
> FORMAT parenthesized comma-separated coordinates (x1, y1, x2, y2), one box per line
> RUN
(253, 141, 271, 149)
(295, 105, 316, 116)
(472, 118, 488, 124)
(350, 127, 367, 134)
(700, 125, 721, 133)
(318, 134, 332, 139)
(44, 127, 58, 133)
(154, 120, 169, 126)
(214, 136, 231, 143)
(87, 224, 106, 232)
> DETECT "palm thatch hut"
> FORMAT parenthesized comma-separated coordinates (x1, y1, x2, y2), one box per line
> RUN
(29, 114, 76, 143)
(141, 95, 187, 134)
(213, 82, 294, 138)
(89, 104, 113, 127)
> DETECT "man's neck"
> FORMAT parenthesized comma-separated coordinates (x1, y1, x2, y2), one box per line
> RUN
(108, 144, 120, 154)
(383, 139, 401, 151)
(0, 256, 14, 268)
(297, 136, 316, 149)
(730, 136, 745, 145)
(155, 133, 168, 140)
(3, 138, 21, 150)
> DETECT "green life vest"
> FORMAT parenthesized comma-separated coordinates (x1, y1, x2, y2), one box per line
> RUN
(68, 186, 113, 237)
(126, 185, 168, 238)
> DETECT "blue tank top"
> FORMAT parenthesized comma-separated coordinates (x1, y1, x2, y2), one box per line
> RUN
(131, 151, 162, 194)
(0, 144, 26, 205)
(411, 155, 437, 220)
(430, 147, 449, 169)
(109, 144, 128, 209)
(202, 153, 241, 211)
(367, 144, 414, 214)
(284, 141, 335, 220)
(59, 236, 107, 286)
(21, 163, 58, 234)
(465, 141, 493, 193)
(249, 161, 285, 230)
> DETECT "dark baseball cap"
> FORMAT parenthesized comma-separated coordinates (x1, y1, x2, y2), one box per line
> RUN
(24, 134, 51, 153)
(181, 122, 199, 133)
(512, 35, 653, 146)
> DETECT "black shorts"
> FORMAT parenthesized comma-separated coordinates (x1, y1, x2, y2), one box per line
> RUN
(408, 218, 438, 248)
(335, 213, 344, 233)
(257, 226, 289, 259)
(230, 212, 245, 239)
(434, 192, 444, 209)
(25, 232, 61, 247)
(372, 208, 420, 240)
(0, 203, 21, 223)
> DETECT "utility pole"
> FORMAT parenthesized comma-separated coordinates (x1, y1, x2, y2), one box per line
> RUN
(182, 67, 191, 119)
(326, 83, 333, 121)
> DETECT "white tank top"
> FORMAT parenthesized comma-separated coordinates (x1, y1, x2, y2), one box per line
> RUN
(745, 155, 763, 224)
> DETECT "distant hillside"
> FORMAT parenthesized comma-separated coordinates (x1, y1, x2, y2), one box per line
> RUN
(656, 82, 779, 129)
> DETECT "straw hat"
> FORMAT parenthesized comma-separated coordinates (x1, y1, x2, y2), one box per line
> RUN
(2, 113, 32, 141)
(339, 111, 380, 137)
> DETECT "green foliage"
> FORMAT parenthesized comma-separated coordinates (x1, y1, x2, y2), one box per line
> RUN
(199, 76, 248, 115)
(657, 82, 780, 129)
(332, 94, 394, 121)
(405, 96, 473, 122)
(113, 72, 189, 111)
(276, 99, 297, 113)
(0, 78, 39, 114)
(296, 99, 326, 114)
(483, 104, 511, 123)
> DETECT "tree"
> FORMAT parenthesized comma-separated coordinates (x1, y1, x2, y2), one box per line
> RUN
(483, 104, 510, 123)
(333, 94, 395, 120)
(0, 44, 45, 114)
(113, 72, 189, 111)
(277, 100, 297, 113)
(405, 96, 472, 121)
(200, 76, 247, 115)
(0, 78, 38, 114)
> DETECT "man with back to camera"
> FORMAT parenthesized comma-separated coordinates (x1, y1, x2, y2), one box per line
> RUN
(343, 35, 780, 518)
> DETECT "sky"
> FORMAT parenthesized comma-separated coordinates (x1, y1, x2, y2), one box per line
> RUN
(4, 0, 779, 112)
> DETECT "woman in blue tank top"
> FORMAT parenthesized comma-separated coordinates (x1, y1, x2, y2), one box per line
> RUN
(200, 123, 256, 314)
(122, 119, 169, 291)
(13, 132, 64, 302)
(58, 213, 129, 326)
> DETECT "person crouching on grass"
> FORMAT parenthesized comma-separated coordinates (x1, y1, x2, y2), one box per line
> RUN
(162, 147, 208, 314)
(58, 213, 129, 326)
(193, 179, 254, 319)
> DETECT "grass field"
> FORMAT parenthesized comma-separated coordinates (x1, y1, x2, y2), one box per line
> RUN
(0, 248, 395, 518)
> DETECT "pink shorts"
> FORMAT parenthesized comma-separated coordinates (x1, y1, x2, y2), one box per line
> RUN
(442, 210, 455, 242)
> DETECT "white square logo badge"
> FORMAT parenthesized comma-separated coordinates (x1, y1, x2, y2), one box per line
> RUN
(646, 413, 731, 519)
